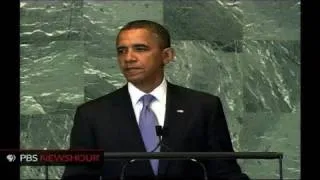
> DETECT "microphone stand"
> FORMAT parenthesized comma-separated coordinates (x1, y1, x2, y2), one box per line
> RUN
(120, 126, 208, 180)
(120, 159, 136, 180)
(150, 125, 173, 152)
(153, 126, 207, 180)
(120, 126, 166, 180)
(189, 158, 208, 180)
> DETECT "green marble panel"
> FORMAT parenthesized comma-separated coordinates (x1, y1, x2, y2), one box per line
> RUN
(242, 0, 300, 40)
(241, 40, 300, 113)
(20, 1, 86, 178)
(20, 0, 84, 42)
(165, 40, 244, 150)
(83, 54, 123, 101)
(20, 41, 85, 115)
(239, 112, 300, 179)
(163, 0, 243, 41)
(20, 113, 74, 179)
(81, 0, 163, 41)
(20, 166, 47, 180)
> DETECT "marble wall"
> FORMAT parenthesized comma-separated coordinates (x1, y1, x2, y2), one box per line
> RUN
(20, 0, 300, 179)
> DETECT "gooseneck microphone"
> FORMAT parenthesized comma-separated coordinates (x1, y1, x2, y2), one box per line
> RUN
(155, 125, 163, 137)
(120, 126, 208, 180)
(150, 125, 173, 152)
(152, 125, 208, 180)
(120, 158, 136, 180)
(120, 125, 169, 180)
(189, 158, 208, 180)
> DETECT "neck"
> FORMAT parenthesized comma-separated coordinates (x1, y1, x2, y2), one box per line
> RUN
(132, 74, 164, 93)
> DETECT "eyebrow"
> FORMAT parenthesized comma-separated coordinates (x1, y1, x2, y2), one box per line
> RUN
(133, 44, 149, 48)
(117, 43, 149, 49)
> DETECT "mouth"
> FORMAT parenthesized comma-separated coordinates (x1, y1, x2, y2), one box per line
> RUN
(124, 67, 143, 75)
(125, 67, 141, 70)
(125, 67, 142, 71)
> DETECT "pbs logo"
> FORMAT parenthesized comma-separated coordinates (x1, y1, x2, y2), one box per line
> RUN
(6, 154, 16, 162)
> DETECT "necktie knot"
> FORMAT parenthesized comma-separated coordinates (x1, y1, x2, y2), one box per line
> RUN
(140, 94, 156, 107)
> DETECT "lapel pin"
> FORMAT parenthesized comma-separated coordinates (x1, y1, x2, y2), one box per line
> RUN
(176, 109, 184, 113)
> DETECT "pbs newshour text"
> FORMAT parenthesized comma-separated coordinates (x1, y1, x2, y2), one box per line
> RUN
(3, 150, 103, 166)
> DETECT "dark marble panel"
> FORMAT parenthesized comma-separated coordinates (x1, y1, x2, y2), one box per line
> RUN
(20, 166, 47, 179)
(238, 112, 300, 179)
(49, 166, 65, 180)
(83, 40, 117, 58)
(20, 41, 85, 115)
(165, 40, 244, 149)
(20, 112, 74, 179)
(238, 112, 280, 151)
(163, 0, 243, 42)
(20, 113, 74, 149)
(81, 1, 163, 41)
(241, 0, 300, 40)
(20, 0, 85, 42)
(241, 40, 300, 113)
(84, 74, 119, 101)
(83, 41, 125, 101)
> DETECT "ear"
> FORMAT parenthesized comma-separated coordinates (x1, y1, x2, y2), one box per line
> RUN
(161, 47, 175, 65)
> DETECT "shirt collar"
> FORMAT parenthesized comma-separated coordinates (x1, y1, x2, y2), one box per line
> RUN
(128, 78, 167, 104)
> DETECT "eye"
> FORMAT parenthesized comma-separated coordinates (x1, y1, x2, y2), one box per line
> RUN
(136, 47, 145, 51)
(117, 47, 125, 54)
(135, 45, 148, 51)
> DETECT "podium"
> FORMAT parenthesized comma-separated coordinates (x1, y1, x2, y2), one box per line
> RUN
(102, 152, 284, 180)
(44, 151, 283, 180)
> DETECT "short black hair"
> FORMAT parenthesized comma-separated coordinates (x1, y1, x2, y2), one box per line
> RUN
(117, 20, 171, 49)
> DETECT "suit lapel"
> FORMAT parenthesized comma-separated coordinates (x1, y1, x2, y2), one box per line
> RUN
(111, 85, 155, 176)
(158, 82, 186, 175)
(112, 85, 146, 152)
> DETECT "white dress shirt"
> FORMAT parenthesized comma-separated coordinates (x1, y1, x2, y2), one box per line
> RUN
(128, 78, 167, 127)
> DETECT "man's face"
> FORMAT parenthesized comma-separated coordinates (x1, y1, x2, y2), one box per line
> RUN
(116, 28, 168, 85)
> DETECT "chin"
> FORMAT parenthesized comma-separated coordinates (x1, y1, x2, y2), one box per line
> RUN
(125, 76, 144, 84)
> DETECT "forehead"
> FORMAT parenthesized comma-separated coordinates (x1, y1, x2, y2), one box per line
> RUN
(116, 28, 160, 46)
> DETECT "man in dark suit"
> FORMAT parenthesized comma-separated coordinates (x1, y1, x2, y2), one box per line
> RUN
(62, 20, 250, 180)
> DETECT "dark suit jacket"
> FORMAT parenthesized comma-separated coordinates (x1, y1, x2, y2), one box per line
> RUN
(62, 82, 250, 180)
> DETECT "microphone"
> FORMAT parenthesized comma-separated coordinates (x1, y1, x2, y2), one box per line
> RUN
(120, 159, 136, 180)
(150, 125, 173, 152)
(156, 125, 163, 137)
(120, 125, 168, 180)
(189, 158, 208, 180)
(120, 126, 208, 180)
(152, 126, 208, 180)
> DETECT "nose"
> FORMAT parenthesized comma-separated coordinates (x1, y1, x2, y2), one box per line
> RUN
(124, 49, 137, 63)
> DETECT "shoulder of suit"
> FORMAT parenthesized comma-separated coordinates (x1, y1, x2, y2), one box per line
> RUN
(169, 83, 220, 101)
(77, 86, 126, 109)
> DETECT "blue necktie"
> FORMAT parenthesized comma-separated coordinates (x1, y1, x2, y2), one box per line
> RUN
(138, 94, 159, 175)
